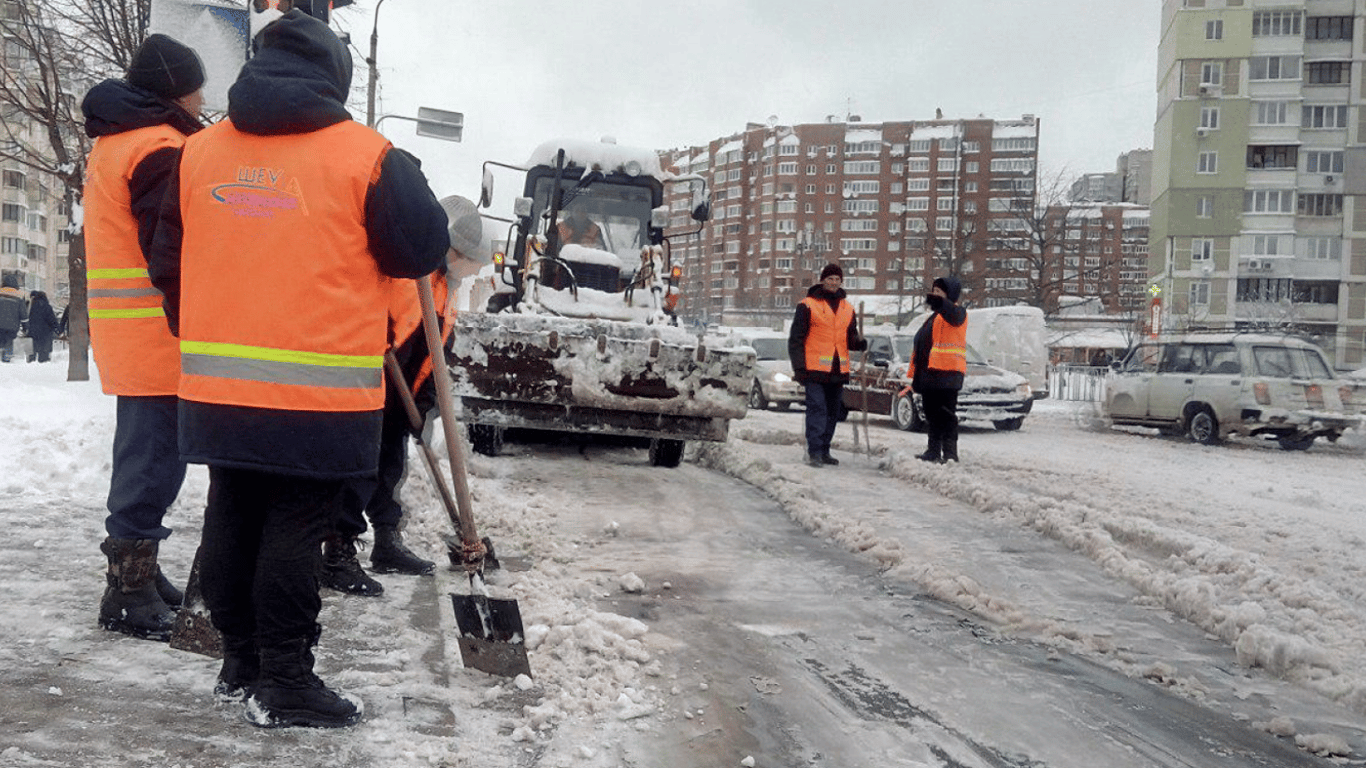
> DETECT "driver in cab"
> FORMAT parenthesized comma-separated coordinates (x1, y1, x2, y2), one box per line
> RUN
(557, 206, 606, 249)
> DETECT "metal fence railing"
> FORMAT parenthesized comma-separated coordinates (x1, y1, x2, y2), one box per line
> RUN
(1048, 365, 1109, 402)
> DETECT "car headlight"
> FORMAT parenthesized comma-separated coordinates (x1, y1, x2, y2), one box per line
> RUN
(1016, 382, 1032, 396)
(774, 372, 791, 383)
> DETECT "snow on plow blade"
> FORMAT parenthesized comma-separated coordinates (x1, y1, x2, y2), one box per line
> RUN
(449, 313, 753, 441)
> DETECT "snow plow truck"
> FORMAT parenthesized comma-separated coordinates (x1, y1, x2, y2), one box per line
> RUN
(450, 139, 754, 467)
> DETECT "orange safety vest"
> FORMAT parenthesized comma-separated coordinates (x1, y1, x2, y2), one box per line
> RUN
(801, 295, 854, 374)
(388, 269, 451, 394)
(176, 119, 393, 413)
(922, 314, 968, 375)
(84, 124, 186, 396)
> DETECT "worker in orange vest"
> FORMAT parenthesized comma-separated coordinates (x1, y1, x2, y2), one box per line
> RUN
(324, 197, 486, 595)
(149, 11, 448, 729)
(909, 276, 968, 463)
(81, 33, 206, 642)
(787, 263, 866, 468)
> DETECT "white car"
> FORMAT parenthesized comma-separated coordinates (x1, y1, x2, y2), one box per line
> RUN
(1105, 333, 1363, 450)
(736, 332, 803, 411)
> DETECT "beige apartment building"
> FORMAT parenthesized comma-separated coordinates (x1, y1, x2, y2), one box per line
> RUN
(1153, 0, 1366, 367)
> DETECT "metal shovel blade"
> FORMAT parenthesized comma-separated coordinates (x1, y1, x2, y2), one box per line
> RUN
(168, 547, 223, 658)
(451, 592, 531, 678)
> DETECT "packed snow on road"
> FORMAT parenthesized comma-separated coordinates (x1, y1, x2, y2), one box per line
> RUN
(2, 351, 1366, 766)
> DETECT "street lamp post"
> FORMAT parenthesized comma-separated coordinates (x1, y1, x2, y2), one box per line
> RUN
(365, 0, 389, 128)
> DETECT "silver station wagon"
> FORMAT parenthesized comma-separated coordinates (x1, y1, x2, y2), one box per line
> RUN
(1105, 333, 1363, 450)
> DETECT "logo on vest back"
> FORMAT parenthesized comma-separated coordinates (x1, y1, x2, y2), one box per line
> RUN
(211, 166, 309, 218)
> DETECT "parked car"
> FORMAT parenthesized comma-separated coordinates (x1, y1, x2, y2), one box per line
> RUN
(1104, 333, 1363, 450)
(842, 330, 1034, 432)
(734, 331, 803, 411)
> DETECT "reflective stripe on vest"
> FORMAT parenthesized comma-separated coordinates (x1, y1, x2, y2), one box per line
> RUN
(801, 296, 853, 374)
(176, 119, 392, 413)
(84, 125, 186, 396)
(181, 340, 383, 391)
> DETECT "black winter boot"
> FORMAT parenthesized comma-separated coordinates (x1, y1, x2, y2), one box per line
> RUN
(155, 568, 184, 609)
(370, 524, 435, 575)
(321, 536, 384, 596)
(99, 537, 175, 641)
(942, 433, 959, 463)
(214, 634, 259, 703)
(246, 636, 362, 728)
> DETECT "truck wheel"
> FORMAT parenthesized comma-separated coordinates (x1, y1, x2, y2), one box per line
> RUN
(468, 424, 504, 456)
(649, 438, 685, 468)
(1187, 407, 1221, 445)
(749, 381, 768, 411)
(993, 417, 1025, 431)
(1277, 434, 1315, 451)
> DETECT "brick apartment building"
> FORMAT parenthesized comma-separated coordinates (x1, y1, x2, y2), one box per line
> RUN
(658, 115, 1043, 328)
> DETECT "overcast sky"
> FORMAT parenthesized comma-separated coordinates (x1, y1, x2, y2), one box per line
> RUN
(331, 1, 1160, 201)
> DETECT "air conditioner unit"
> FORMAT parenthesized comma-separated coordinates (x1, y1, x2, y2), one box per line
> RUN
(1198, 84, 1222, 98)
(1325, 174, 1336, 184)
(1247, 259, 1273, 272)
(1196, 127, 1212, 138)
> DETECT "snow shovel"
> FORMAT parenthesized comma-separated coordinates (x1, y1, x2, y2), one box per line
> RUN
(415, 275, 531, 679)
(856, 303, 872, 460)
(168, 546, 223, 658)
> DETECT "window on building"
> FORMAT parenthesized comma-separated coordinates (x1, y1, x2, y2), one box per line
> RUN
(1200, 106, 1220, 129)
(1298, 193, 1343, 216)
(1191, 238, 1214, 263)
(777, 162, 797, 175)
(908, 140, 931, 153)
(1198, 151, 1218, 174)
(1, 202, 22, 222)
(1305, 61, 1349, 85)
(2, 169, 22, 189)
(1250, 234, 1285, 256)
(1302, 105, 1348, 128)
(1253, 101, 1291, 125)
(1244, 189, 1295, 213)
(990, 158, 1034, 173)
(1252, 10, 1302, 36)
(1190, 280, 1211, 307)
(1237, 277, 1291, 302)
(1200, 61, 1224, 85)
(936, 198, 954, 211)
(1304, 150, 1344, 173)
(843, 180, 880, 195)
(934, 216, 954, 231)
(906, 158, 930, 173)
(1196, 196, 1213, 218)
(842, 200, 879, 215)
(1248, 55, 1301, 80)
(1306, 16, 1353, 41)
(1301, 237, 1341, 260)
(1246, 145, 1298, 169)
(844, 161, 879, 174)
(1206, 19, 1223, 39)
(937, 158, 958, 172)
(906, 197, 930, 211)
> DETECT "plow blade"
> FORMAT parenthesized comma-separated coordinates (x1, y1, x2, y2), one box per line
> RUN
(449, 313, 754, 441)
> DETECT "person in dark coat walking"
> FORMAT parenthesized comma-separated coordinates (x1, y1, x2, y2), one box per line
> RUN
(149, 10, 449, 729)
(25, 291, 59, 362)
(788, 263, 866, 467)
(0, 273, 27, 363)
(910, 276, 968, 463)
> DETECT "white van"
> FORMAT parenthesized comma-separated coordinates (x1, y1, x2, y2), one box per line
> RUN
(906, 305, 1049, 399)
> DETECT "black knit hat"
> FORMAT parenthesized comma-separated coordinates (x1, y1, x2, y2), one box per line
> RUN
(127, 34, 205, 100)
(820, 263, 843, 281)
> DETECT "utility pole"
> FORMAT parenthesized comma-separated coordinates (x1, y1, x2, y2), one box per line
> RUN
(365, 0, 389, 127)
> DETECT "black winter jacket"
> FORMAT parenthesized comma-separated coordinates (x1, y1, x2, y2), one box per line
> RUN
(147, 11, 450, 479)
(911, 276, 968, 392)
(787, 283, 867, 385)
(25, 294, 59, 342)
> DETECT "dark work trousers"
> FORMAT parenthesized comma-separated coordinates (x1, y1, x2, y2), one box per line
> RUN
(337, 330, 435, 538)
(30, 333, 53, 362)
(200, 466, 342, 648)
(106, 395, 187, 540)
(803, 380, 845, 459)
(920, 388, 960, 459)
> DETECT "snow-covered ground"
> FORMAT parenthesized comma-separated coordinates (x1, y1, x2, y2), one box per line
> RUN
(3, 349, 1366, 766)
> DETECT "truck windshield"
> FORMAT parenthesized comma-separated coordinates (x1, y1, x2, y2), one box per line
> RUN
(533, 177, 655, 261)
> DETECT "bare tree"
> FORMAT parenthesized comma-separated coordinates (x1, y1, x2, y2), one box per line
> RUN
(0, 0, 150, 381)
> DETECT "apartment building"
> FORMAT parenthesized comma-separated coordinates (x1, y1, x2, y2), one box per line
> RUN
(659, 115, 1041, 328)
(1152, 0, 1366, 367)
(0, 0, 70, 301)
(1042, 204, 1151, 314)
(1070, 150, 1154, 205)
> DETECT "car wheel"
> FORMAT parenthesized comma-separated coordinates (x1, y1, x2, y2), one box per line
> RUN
(468, 424, 504, 456)
(748, 381, 768, 411)
(648, 438, 685, 467)
(891, 393, 916, 431)
(993, 417, 1025, 431)
(1186, 407, 1221, 445)
(1277, 434, 1315, 451)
